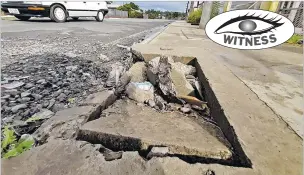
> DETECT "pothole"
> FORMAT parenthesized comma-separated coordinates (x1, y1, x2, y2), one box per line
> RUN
(76, 54, 252, 167)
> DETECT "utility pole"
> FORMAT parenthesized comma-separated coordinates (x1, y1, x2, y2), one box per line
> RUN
(186, 1, 189, 19)
(254, 2, 262, 9)
(189, 1, 194, 13)
(224, 1, 232, 12)
(199, 1, 213, 29)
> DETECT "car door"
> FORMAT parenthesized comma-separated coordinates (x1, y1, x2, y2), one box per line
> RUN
(85, 1, 100, 16)
(63, 1, 89, 17)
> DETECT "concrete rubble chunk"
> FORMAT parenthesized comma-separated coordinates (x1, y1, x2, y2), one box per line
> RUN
(180, 106, 191, 113)
(171, 67, 195, 97)
(126, 82, 154, 103)
(2, 81, 25, 89)
(98, 53, 110, 62)
(172, 62, 196, 76)
(103, 151, 123, 161)
(205, 169, 215, 175)
(154, 93, 167, 110)
(147, 56, 176, 96)
(21, 91, 31, 98)
(26, 109, 54, 122)
(105, 62, 125, 88)
(127, 62, 147, 82)
(147, 147, 169, 159)
(11, 104, 27, 113)
(83, 90, 117, 108)
(65, 65, 78, 72)
(4, 89, 19, 95)
(79, 100, 232, 160)
(147, 56, 195, 98)
(146, 99, 156, 108)
(114, 73, 131, 96)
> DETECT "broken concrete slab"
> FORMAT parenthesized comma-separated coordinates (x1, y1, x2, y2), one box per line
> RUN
(78, 100, 232, 161)
(32, 106, 100, 143)
(1, 139, 249, 175)
(32, 90, 118, 143)
(1, 139, 145, 175)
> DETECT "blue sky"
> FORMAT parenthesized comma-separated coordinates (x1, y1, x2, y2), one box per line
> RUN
(115, 2, 188, 12)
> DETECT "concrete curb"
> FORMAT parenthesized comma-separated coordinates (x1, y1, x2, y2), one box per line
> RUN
(141, 23, 170, 44)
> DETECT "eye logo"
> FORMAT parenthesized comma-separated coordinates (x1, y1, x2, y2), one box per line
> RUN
(206, 10, 295, 50)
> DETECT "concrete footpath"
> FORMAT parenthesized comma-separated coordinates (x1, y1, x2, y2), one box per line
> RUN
(132, 21, 302, 174)
(135, 21, 303, 139)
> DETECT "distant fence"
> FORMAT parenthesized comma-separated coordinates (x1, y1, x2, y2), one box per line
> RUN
(106, 9, 128, 18)
(278, 1, 303, 34)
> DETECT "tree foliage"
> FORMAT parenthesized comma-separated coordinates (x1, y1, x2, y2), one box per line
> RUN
(117, 2, 186, 19)
(117, 2, 139, 12)
(117, 2, 142, 18)
(145, 9, 185, 19)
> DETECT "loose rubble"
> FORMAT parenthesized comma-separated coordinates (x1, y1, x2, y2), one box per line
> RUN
(1, 54, 108, 132)
(112, 54, 213, 123)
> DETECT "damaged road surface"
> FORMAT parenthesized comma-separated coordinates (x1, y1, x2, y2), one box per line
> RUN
(1, 19, 238, 175)
(1, 19, 170, 159)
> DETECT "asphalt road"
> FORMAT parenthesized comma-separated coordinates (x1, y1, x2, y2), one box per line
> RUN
(1, 18, 170, 66)
(0, 18, 170, 126)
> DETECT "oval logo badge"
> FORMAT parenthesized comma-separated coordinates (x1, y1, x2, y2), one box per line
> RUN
(205, 10, 295, 50)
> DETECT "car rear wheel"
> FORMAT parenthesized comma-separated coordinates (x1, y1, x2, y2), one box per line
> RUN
(50, 4, 67, 23)
(95, 11, 104, 22)
(15, 15, 31, 21)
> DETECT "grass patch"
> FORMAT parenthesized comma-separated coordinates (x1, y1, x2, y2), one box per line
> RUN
(286, 34, 303, 45)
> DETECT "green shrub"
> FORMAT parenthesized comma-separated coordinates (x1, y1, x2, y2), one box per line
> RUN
(187, 9, 202, 25)
(1, 126, 35, 159)
(129, 10, 143, 18)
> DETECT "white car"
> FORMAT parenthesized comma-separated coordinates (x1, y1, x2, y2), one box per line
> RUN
(1, 1, 109, 22)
